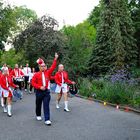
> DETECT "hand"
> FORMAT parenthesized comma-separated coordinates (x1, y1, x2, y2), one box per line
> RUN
(55, 53, 59, 60)
(16, 85, 19, 88)
(72, 81, 76, 85)
(40, 86, 46, 91)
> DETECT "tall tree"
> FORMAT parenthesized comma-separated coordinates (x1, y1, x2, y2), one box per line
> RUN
(129, 0, 140, 66)
(88, 5, 101, 28)
(0, 1, 37, 51)
(14, 15, 66, 67)
(62, 21, 96, 78)
(0, 1, 15, 50)
(88, 0, 137, 75)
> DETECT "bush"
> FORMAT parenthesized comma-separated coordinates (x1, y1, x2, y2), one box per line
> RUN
(78, 77, 140, 108)
(78, 78, 93, 97)
(96, 82, 134, 105)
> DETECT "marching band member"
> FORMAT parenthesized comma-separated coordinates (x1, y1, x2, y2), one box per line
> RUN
(32, 53, 58, 125)
(10, 64, 24, 90)
(55, 64, 75, 112)
(0, 69, 18, 117)
(0, 69, 4, 107)
(23, 63, 31, 91)
(1, 63, 9, 74)
(28, 67, 35, 93)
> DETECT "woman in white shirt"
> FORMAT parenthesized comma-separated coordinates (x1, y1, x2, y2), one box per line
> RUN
(28, 68, 35, 93)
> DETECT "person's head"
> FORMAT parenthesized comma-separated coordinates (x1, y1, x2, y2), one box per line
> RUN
(26, 63, 29, 67)
(32, 67, 35, 73)
(3, 69, 9, 75)
(3, 63, 7, 67)
(39, 63, 46, 72)
(20, 65, 22, 69)
(58, 64, 64, 72)
(15, 64, 19, 69)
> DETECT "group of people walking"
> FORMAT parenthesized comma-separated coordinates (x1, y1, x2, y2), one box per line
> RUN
(0, 53, 75, 126)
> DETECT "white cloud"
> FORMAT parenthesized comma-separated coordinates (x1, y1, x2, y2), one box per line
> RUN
(8, 0, 99, 27)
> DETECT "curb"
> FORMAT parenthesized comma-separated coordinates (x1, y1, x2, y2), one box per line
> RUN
(75, 94, 140, 114)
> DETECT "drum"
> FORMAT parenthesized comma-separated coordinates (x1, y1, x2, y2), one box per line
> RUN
(69, 85, 78, 95)
(15, 78, 24, 82)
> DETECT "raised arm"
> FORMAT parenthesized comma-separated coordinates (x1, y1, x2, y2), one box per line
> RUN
(48, 53, 59, 75)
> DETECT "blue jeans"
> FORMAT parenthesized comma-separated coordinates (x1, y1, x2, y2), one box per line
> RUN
(35, 89, 51, 121)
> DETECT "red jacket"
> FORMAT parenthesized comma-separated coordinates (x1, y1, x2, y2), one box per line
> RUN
(55, 71, 72, 86)
(32, 59, 57, 90)
(10, 68, 24, 78)
(0, 74, 17, 90)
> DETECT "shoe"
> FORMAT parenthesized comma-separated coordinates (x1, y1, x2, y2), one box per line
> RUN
(25, 89, 27, 92)
(56, 105, 60, 109)
(7, 105, 12, 117)
(1, 103, 4, 107)
(36, 116, 42, 121)
(29, 91, 32, 94)
(45, 120, 51, 126)
(3, 107, 7, 113)
(64, 108, 70, 112)
(7, 113, 12, 117)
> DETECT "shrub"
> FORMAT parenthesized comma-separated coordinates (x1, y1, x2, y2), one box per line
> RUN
(78, 78, 93, 97)
(96, 82, 134, 105)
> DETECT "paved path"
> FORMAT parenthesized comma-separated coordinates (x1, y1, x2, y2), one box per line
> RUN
(0, 93, 140, 140)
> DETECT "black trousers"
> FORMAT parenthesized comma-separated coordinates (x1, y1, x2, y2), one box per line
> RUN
(24, 76, 29, 89)
(36, 89, 51, 121)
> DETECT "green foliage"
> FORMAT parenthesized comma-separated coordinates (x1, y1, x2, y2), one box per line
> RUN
(88, 5, 101, 28)
(0, 2, 15, 50)
(61, 21, 96, 78)
(88, 0, 137, 75)
(12, 6, 37, 33)
(78, 78, 140, 107)
(129, 0, 140, 66)
(131, 67, 140, 78)
(78, 78, 94, 97)
(14, 15, 66, 67)
(0, 1, 37, 51)
(96, 82, 134, 105)
(0, 48, 26, 67)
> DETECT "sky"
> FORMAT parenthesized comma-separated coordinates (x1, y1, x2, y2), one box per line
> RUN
(8, 0, 99, 28)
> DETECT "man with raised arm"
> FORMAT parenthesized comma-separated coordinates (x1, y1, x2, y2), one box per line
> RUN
(32, 53, 59, 126)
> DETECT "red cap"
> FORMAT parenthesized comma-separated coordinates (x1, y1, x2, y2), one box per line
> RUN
(36, 58, 44, 65)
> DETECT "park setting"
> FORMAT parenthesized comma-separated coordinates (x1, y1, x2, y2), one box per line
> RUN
(0, 0, 140, 140)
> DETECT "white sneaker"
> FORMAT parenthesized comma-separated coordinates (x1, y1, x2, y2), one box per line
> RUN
(36, 116, 42, 121)
(7, 112, 12, 117)
(56, 105, 60, 109)
(64, 108, 70, 112)
(3, 107, 7, 113)
(25, 89, 27, 92)
(45, 120, 51, 125)
(1, 103, 4, 107)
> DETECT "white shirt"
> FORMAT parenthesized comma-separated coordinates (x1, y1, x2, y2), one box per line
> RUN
(61, 72, 64, 85)
(29, 72, 35, 82)
(42, 72, 46, 87)
(23, 67, 31, 76)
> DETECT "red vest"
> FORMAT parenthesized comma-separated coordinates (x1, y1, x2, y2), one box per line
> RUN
(10, 68, 24, 78)
(55, 71, 72, 86)
(0, 74, 17, 90)
(32, 59, 57, 90)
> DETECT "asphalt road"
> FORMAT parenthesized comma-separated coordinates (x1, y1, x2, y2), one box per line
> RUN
(0, 93, 140, 140)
